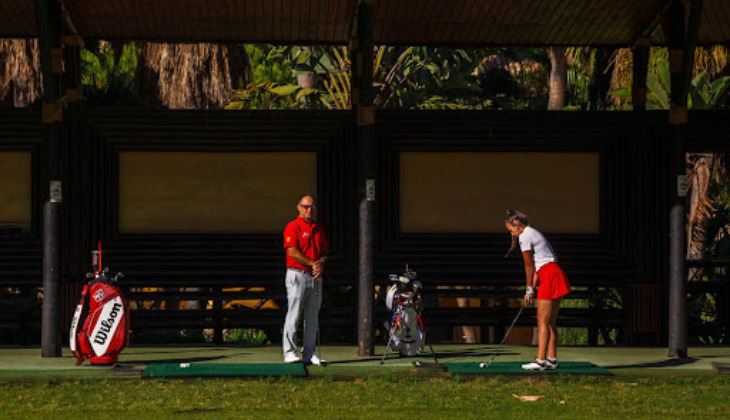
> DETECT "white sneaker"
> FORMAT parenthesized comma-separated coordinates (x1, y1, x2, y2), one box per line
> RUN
(305, 354, 326, 366)
(546, 358, 558, 370)
(521, 360, 547, 370)
(284, 353, 301, 363)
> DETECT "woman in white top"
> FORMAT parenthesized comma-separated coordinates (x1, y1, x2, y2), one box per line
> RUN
(505, 210, 571, 370)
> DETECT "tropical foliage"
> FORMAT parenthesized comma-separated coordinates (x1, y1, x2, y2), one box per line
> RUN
(609, 57, 730, 110)
(80, 41, 141, 106)
(227, 46, 495, 110)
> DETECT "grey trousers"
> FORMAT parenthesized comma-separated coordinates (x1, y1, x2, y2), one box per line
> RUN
(282, 269, 322, 359)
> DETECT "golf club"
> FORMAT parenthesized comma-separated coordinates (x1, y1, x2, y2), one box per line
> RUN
(479, 305, 525, 369)
(316, 277, 322, 364)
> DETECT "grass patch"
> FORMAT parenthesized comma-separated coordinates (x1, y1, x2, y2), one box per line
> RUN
(0, 376, 728, 419)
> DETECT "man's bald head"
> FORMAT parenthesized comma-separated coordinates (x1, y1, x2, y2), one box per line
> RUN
(297, 195, 317, 222)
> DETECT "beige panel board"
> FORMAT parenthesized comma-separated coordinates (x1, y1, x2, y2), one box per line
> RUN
(400, 152, 600, 233)
(119, 152, 317, 233)
(0, 152, 32, 228)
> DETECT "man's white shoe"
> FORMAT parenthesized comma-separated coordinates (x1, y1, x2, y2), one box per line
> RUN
(284, 353, 301, 363)
(521, 360, 547, 370)
(305, 354, 326, 366)
(545, 358, 558, 370)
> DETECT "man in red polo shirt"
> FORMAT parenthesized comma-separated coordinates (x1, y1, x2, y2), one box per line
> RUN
(282, 194, 328, 365)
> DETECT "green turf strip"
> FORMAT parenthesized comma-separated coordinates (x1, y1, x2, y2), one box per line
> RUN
(445, 361, 612, 375)
(141, 363, 307, 378)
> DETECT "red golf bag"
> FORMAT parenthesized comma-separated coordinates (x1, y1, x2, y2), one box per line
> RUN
(70, 243, 129, 366)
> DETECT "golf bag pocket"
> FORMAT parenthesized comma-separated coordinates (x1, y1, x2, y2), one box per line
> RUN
(388, 306, 425, 357)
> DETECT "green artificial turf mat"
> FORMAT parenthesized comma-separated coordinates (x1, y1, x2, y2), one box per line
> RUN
(445, 361, 612, 375)
(141, 363, 307, 378)
(713, 362, 730, 375)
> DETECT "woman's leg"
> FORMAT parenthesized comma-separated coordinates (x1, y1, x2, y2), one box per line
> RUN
(547, 298, 562, 359)
(536, 299, 553, 360)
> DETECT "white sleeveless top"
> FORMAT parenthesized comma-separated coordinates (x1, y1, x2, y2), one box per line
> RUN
(518, 226, 557, 271)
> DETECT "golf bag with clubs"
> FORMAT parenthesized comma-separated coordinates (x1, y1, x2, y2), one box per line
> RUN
(381, 269, 438, 364)
(70, 243, 129, 366)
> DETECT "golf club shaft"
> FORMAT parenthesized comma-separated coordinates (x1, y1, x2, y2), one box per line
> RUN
(316, 279, 321, 362)
(381, 328, 396, 364)
(485, 306, 525, 366)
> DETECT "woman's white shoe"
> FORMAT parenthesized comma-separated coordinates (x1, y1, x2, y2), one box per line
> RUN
(521, 360, 547, 370)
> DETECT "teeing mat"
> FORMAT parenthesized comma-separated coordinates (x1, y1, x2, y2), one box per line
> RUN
(142, 363, 307, 378)
(712, 362, 730, 375)
(444, 362, 612, 375)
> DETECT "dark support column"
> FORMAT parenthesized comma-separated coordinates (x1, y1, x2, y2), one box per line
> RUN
(354, 0, 376, 357)
(36, 0, 64, 357)
(63, 11, 84, 281)
(666, 0, 703, 359)
(632, 38, 651, 112)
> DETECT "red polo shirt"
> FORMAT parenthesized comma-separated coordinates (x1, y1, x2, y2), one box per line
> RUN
(283, 216, 328, 271)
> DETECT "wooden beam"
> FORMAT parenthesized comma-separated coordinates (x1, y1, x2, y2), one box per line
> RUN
(36, 0, 64, 123)
(355, 0, 376, 358)
(60, 3, 84, 49)
(35, 0, 64, 358)
(632, 40, 651, 111)
(666, 0, 704, 360)
(632, 0, 674, 49)
(589, 47, 616, 111)
(682, 0, 704, 91)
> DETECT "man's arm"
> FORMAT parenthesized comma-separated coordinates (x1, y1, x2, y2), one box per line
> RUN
(287, 247, 317, 268)
(312, 250, 329, 279)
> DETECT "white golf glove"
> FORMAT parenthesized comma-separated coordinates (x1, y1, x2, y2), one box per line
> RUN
(525, 286, 535, 299)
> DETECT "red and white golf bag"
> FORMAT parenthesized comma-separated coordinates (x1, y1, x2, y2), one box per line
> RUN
(70, 243, 129, 365)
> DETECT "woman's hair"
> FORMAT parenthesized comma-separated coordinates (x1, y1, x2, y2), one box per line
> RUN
(504, 209, 529, 258)
(505, 209, 529, 227)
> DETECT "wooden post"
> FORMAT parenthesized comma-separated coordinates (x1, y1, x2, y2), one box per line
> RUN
(62, 7, 84, 283)
(213, 287, 223, 344)
(36, 0, 64, 358)
(588, 48, 616, 111)
(667, 0, 703, 359)
(632, 38, 651, 112)
(353, 0, 376, 357)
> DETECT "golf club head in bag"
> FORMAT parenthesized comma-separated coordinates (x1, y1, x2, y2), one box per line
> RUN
(70, 243, 130, 366)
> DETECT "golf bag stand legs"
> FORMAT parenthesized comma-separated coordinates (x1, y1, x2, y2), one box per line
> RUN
(424, 327, 439, 364)
(380, 325, 398, 365)
(418, 312, 439, 364)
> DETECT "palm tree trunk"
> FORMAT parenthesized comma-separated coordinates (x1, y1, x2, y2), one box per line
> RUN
(296, 74, 318, 90)
(296, 73, 318, 106)
(687, 154, 712, 272)
(295, 47, 318, 105)
(137, 43, 248, 109)
(0, 39, 43, 108)
(687, 153, 730, 281)
(548, 47, 568, 110)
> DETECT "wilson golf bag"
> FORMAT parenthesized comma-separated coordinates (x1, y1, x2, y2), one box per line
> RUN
(70, 243, 129, 366)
